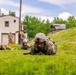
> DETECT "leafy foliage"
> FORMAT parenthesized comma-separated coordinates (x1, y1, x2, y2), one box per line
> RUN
(9, 11, 16, 17)
(66, 16, 76, 28)
(23, 16, 51, 38)
(52, 16, 76, 29)
(23, 15, 76, 38)
(52, 17, 66, 24)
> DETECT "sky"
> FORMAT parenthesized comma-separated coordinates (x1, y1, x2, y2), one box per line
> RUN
(0, 0, 76, 22)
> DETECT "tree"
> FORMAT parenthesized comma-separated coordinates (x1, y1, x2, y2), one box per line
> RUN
(52, 17, 66, 24)
(23, 16, 51, 38)
(9, 11, 16, 17)
(66, 16, 76, 28)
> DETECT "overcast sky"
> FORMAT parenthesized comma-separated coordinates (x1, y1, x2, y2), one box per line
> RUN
(0, 0, 76, 22)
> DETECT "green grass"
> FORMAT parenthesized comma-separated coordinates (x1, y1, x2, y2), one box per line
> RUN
(0, 27, 76, 75)
(48, 27, 76, 51)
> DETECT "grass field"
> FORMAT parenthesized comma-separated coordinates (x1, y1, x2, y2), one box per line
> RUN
(0, 27, 76, 75)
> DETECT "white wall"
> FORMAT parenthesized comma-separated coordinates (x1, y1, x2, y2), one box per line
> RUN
(0, 16, 19, 33)
(0, 18, 1, 43)
(15, 32, 18, 44)
(0, 16, 19, 44)
(0, 33, 1, 43)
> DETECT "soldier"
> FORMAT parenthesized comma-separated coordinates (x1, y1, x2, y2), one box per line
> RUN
(23, 33, 57, 55)
(8, 32, 13, 44)
(20, 39, 30, 50)
(20, 30, 29, 49)
(20, 31, 27, 43)
(0, 44, 12, 50)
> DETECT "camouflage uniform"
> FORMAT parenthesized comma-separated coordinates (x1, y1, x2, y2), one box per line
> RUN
(20, 31, 28, 44)
(23, 33, 57, 55)
(8, 32, 13, 43)
(0, 44, 12, 50)
(20, 33, 29, 49)
(20, 40, 30, 50)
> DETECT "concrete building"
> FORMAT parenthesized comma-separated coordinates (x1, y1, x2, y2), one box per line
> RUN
(0, 15, 19, 44)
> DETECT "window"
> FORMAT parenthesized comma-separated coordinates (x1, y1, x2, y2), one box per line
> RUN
(14, 20, 16, 23)
(5, 21, 9, 27)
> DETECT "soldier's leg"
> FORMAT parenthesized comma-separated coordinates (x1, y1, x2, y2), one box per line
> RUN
(1, 45, 6, 50)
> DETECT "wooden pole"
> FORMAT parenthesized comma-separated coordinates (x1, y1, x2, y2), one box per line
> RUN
(19, 0, 22, 44)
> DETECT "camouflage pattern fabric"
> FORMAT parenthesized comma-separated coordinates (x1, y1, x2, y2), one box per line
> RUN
(8, 32, 13, 43)
(30, 38, 57, 55)
(0, 44, 12, 50)
(23, 33, 57, 55)
(20, 41, 30, 50)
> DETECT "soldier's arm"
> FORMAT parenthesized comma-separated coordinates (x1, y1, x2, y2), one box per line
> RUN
(23, 45, 38, 55)
(47, 44, 57, 55)
(23, 46, 34, 55)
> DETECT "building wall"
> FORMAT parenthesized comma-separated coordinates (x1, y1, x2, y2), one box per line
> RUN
(0, 33, 1, 43)
(0, 16, 19, 33)
(15, 32, 18, 44)
(0, 15, 19, 44)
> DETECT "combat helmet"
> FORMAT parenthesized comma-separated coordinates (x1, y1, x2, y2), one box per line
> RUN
(34, 33, 47, 43)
